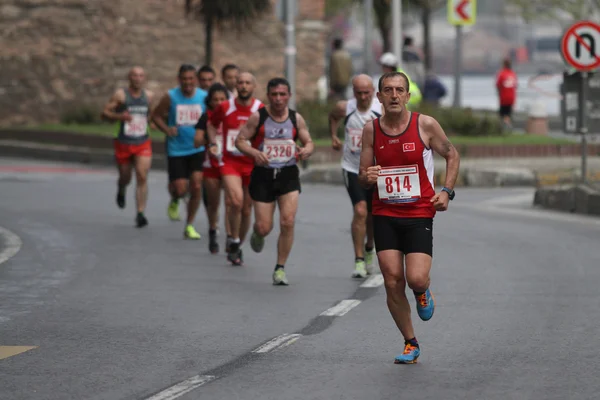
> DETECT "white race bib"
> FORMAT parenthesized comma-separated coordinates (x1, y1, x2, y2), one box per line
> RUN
(214, 135, 224, 155)
(264, 139, 296, 164)
(377, 165, 421, 203)
(176, 104, 202, 126)
(124, 114, 148, 137)
(226, 129, 249, 156)
(347, 128, 363, 153)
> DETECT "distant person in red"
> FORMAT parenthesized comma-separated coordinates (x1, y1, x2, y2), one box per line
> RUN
(495, 58, 518, 130)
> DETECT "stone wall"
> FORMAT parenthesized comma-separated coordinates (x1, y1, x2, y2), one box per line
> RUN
(0, 0, 328, 126)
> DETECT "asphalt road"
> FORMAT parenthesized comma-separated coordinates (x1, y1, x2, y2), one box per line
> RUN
(0, 157, 599, 400)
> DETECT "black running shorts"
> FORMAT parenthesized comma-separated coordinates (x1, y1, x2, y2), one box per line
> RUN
(167, 152, 205, 182)
(342, 169, 373, 212)
(249, 165, 301, 203)
(373, 216, 433, 256)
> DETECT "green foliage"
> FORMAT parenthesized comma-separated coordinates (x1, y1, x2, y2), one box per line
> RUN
(506, 0, 600, 21)
(414, 103, 504, 137)
(297, 100, 338, 139)
(297, 99, 504, 139)
(59, 105, 102, 125)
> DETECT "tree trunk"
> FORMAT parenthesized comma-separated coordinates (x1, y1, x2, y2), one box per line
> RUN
(205, 12, 213, 66)
(421, 5, 431, 70)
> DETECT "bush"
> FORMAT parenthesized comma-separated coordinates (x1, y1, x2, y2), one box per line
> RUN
(297, 99, 504, 138)
(297, 99, 338, 139)
(60, 104, 102, 124)
(413, 103, 504, 137)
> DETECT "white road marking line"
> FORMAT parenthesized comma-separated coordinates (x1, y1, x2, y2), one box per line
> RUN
(251, 333, 302, 354)
(320, 299, 361, 317)
(0, 226, 22, 266)
(360, 274, 384, 288)
(145, 375, 216, 400)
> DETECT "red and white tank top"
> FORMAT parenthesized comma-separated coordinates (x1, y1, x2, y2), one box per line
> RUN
(209, 97, 263, 165)
(371, 112, 436, 219)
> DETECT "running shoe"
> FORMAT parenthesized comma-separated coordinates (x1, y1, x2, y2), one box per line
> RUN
(250, 231, 265, 253)
(352, 260, 367, 279)
(272, 268, 289, 286)
(415, 288, 435, 321)
(184, 224, 201, 240)
(168, 199, 181, 221)
(394, 342, 420, 364)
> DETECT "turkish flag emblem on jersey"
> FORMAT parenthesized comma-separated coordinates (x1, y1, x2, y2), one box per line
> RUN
(403, 142, 415, 152)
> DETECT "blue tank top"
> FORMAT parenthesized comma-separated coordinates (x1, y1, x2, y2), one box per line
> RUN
(166, 87, 207, 157)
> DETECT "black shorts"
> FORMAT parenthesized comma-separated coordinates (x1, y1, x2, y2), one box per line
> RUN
(167, 152, 205, 182)
(499, 104, 513, 118)
(249, 165, 301, 203)
(373, 215, 433, 256)
(342, 169, 373, 212)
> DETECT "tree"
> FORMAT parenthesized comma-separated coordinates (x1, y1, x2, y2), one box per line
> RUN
(185, 0, 272, 66)
(411, 0, 445, 71)
(507, 0, 600, 22)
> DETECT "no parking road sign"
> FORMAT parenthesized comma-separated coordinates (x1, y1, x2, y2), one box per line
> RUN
(560, 20, 600, 72)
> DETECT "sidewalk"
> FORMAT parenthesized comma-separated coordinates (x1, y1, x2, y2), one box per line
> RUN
(1, 139, 600, 188)
(300, 157, 600, 188)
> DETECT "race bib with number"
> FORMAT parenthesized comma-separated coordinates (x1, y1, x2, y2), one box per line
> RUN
(226, 129, 249, 156)
(377, 165, 421, 203)
(176, 104, 202, 126)
(214, 135, 224, 155)
(124, 114, 148, 137)
(264, 139, 296, 164)
(347, 128, 363, 152)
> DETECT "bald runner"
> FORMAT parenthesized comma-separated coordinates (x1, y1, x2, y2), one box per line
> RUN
(329, 74, 382, 278)
(102, 66, 155, 228)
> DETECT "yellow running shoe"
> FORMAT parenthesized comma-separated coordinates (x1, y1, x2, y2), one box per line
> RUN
(168, 199, 181, 221)
(184, 224, 201, 240)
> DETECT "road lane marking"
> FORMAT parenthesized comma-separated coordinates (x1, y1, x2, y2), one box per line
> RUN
(0, 226, 22, 266)
(145, 375, 216, 400)
(251, 333, 302, 354)
(360, 274, 384, 288)
(320, 299, 361, 317)
(0, 346, 38, 360)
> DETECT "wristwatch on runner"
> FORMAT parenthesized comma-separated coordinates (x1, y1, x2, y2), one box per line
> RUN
(441, 187, 455, 200)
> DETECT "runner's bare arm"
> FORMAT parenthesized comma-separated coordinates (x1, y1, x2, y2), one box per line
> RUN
(295, 113, 314, 160)
(235, 111, 260, 157)
(101, 89, 127, 122)
(150, 93, 175, 136)
(421, 114, 460, 190)
(194, 113, 208, 148)
(358, 121, 378, 188)
(328, 101, 347, 133)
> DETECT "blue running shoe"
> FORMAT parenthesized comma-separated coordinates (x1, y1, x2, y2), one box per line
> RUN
(415, 288, 435, 321)
(394, 342, 420, 364)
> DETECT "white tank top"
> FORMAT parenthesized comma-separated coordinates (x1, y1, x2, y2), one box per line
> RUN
(341, 98, 382, 174)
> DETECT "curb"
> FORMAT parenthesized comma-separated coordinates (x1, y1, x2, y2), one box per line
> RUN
(0, 141, 167, 170)
(533, 184, 600, 216)
(2, 140, 600, 188)
(299, 166, 538, 188)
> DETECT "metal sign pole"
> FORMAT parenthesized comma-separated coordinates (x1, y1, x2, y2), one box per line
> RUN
(580, 71, 588, 184)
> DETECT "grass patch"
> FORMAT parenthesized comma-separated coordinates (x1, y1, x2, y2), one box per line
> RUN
(10, 123, 574, 147)
(14, 123, 165, 139)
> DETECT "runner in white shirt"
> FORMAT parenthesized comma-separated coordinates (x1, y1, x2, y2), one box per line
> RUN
(329, 74, 382, 278)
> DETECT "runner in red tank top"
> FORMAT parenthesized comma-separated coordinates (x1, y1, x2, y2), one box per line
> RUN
(206, 72, 264, 266)
(194, 83, 232, 255)
(358, 71, 461, 364)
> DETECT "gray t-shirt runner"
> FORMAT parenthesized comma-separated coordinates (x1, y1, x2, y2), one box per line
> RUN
(116, 89, 150, 145)
(341, 98, 382, 174)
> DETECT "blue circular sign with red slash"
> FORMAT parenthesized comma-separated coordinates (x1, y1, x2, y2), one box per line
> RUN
(561, 20, 600, 71)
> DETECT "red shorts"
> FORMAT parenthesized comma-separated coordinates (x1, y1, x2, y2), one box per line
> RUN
(204, 166, 221, 180)
(114, 139, 152, 165)
(220, 160, 253, 187)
